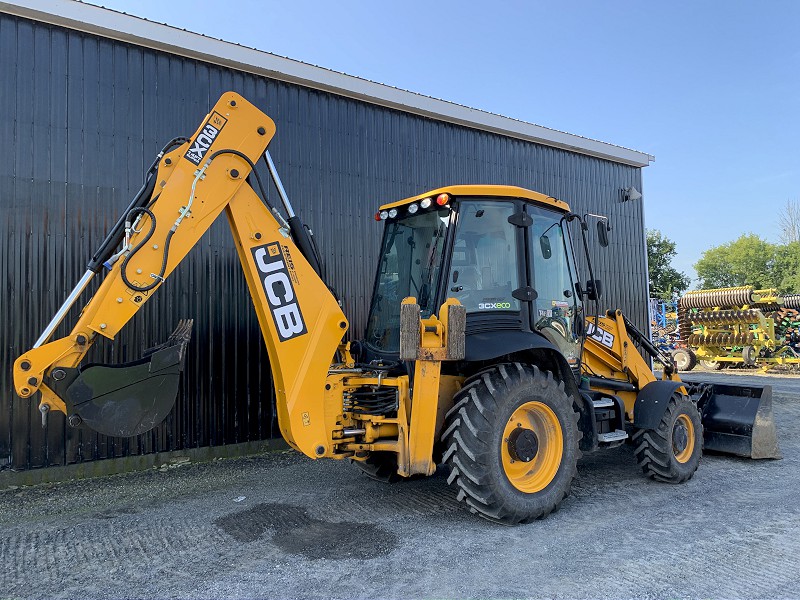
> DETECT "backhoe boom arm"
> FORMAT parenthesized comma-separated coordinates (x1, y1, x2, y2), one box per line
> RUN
(13, 92, 348, 459)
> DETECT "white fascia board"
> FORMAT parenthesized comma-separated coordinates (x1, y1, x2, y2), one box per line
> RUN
(1, 0, 654, 167)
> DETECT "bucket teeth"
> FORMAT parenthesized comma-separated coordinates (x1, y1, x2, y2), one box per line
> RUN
(143, 319, 193, 359)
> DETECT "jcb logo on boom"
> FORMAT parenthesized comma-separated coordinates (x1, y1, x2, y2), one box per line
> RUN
(252, 243, 307, 341)
(184, 112, 227, 165)
(586, 322, 615, 349)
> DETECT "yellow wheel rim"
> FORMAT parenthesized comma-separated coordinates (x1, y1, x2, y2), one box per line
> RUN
(501, 401, 563, 493)
(673, 413, 695, 463)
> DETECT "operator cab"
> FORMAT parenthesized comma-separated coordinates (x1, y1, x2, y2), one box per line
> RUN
(363, 186, 583, 369)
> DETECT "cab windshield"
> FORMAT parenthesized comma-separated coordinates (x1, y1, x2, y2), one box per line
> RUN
(365, 208, 451, 351)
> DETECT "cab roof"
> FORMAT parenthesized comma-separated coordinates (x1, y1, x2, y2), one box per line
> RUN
(378, 185, 571, 212)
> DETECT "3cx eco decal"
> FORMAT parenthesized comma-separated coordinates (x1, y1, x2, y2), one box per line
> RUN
(184, 112, 228, 165)
(586, 322, 615, 348)
(479, 300, 512, 310)
(251, 243, 307, 341)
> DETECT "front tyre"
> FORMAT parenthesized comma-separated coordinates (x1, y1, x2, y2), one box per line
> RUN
(632, 394, 702, 483)
(441, 363, 581, 524)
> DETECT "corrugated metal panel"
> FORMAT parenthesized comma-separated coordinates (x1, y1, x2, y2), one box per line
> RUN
(0, 13, 649, 471)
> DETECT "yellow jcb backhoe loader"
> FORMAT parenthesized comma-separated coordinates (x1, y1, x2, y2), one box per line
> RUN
(13, 92, 780, 524)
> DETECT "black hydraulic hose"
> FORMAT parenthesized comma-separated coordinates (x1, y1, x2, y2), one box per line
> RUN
(209, 149, 272, 208)
(87, 136, 191, 273)
(287, 216, 323, 276)
(119, 148, 265, 293)
(119, 207, 174, 293)
(88, 174, 157, 273)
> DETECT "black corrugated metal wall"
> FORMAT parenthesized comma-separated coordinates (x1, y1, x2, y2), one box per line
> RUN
(0, 13, 648, 470)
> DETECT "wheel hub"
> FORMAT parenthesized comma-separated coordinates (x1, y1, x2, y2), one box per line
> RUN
(672, 421, 689, 454)
(507, 427, 539, 462)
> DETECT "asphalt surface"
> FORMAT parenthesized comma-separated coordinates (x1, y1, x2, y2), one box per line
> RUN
(2, 370, 799, 599)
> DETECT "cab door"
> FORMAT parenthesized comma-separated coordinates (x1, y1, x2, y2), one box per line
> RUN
(526, 205, 582, 368)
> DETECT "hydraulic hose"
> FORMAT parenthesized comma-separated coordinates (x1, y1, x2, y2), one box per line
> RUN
(87, 136, 190, 273)
(119, 207, 175, 293)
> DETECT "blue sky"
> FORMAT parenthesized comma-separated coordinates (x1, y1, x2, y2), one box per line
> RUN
(89, 0, 799, 284)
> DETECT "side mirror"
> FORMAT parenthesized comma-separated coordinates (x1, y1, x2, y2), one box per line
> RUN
(597, 220, 610, 248)
(586, 279, 602, 301)
(539, 235, 552, 259)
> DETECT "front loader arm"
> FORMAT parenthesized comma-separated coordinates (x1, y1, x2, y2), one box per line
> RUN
(583, 309, 682, 419)
(13, 92, 348, 458)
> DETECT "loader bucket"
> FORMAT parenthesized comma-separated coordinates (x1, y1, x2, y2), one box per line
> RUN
(695, 382, 781, 459)
(61, 320, 193, 437)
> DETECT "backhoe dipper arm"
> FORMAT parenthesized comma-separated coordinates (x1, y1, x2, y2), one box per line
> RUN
(13, 92, 348, 459)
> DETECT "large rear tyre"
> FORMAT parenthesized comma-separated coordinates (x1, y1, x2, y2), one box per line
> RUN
(672, 348, 697, 372)
(632, 394, 702, 483)
(441, 363, 581, 524)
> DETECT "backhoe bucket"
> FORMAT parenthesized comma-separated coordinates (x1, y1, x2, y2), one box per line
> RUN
(695, 382, 781, 459)
(59, 320, 193, 438)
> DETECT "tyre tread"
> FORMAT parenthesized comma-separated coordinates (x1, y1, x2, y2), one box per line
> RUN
(441, 362, 581, 524)
(632, 393, 702, 483)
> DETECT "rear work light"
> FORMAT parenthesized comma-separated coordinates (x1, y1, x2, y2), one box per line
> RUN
(420, 198, 432, 209)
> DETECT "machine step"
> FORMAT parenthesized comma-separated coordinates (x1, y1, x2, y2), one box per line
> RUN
(592, 398, 615, 409)
(597, 429, 628, 443)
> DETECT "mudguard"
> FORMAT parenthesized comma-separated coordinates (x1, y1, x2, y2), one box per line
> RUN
(633, 380, 685, 430)
(464, 330, 562, 362)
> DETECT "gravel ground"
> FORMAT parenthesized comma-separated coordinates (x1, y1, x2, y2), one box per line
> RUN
(2, 370, 799, 599)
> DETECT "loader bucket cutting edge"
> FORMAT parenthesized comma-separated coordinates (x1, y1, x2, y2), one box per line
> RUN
(63, 320, 193, 438)
(697, 382, 781, 460)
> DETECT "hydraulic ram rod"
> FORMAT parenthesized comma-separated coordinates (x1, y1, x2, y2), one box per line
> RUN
(33, 270, 95, 348)
(263, 150, 322, 276)
(264, 150, 296, 219)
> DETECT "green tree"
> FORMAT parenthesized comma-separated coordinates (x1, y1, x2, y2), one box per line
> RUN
(694, 234, 778, 289)
(646, 229, 690, 299)
(773, 241, 800, 292)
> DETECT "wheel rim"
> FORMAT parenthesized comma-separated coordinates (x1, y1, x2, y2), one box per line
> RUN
(674, 352, 688, 370)
(501, 401, 563, 493)
(672, 413, 695, 463)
